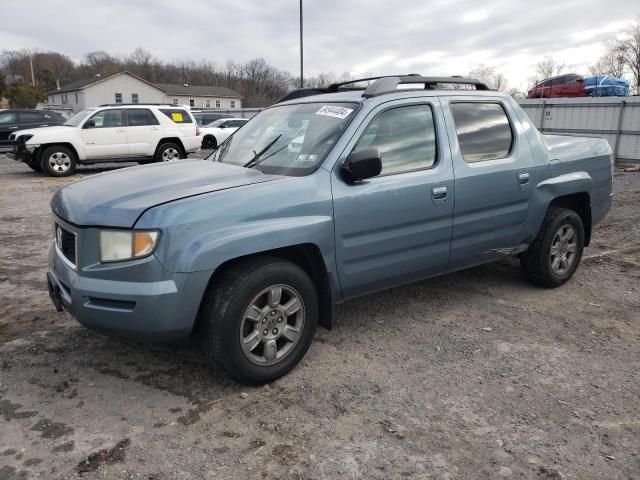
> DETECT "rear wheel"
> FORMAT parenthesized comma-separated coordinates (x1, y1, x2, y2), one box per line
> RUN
(40, 146, 77, 177)
(154, 142, 183, 162)
(521, 207, 585, 288)
(202, 135, 217, 150)
(199, 257, 318, 385)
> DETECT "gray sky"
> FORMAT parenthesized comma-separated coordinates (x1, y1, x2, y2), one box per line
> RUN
(2, 0, 636, 91)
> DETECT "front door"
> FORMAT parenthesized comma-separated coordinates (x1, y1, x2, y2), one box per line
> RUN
(81, 109, 129, 159)
(442, 98, 536, 269)
(332, 99, 454, 299)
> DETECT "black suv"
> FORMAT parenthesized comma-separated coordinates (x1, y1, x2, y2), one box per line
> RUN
(0, 109, 66, 147)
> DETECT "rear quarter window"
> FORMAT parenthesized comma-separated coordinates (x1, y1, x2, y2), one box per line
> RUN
(159, 109, 193, 124)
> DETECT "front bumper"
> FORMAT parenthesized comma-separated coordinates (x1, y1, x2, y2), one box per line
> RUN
(6, 143, 33, 163)
(47, 239, 213, 342)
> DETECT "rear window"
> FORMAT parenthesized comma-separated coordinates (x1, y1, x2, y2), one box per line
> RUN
(127, 108, 159, 126)
(450, 102, 513, 163)
(159, 109, 193, 124)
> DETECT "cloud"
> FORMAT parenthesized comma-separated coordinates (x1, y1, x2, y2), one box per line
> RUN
(0, 0, 636, 91)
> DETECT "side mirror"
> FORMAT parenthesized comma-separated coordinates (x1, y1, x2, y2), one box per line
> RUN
(219, 124, 227, 129)
(576, 78, 584, 83)
(84, 119, 95, 129)
(341, 148, 382, 183)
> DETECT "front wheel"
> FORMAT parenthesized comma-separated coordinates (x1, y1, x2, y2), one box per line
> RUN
(199, 257, 318, 385)
(521, 207, 585, 288)
(40, 145, 77, 177)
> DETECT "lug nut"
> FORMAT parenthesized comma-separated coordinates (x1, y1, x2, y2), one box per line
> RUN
(271, 311, 276, 316)
(272, 328, 278, 335)
(262, 318, 267, 323)
(263, 329, 268, 336)
(277, 317, 283, 322)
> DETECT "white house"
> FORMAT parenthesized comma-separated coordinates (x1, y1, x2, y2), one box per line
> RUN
(46, 71, 243, 112)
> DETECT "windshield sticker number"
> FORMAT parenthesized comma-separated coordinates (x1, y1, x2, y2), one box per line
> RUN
(296, 154, 318, 162)
(171, 112, 183, 122)
(315, 106, 353, 119)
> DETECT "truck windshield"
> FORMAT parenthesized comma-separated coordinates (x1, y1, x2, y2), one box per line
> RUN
(63, 109, 93, 127)
(211, 102, 359, 176)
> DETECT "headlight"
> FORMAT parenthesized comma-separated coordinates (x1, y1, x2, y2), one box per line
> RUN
(99, 230, 160, 262)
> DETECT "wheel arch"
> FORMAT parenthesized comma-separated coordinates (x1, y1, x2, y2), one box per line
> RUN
(548, 192, 592, 246)
(37, 142, 80, 164)
(155, 137, 186, 157)
(193, 243, 336, 335)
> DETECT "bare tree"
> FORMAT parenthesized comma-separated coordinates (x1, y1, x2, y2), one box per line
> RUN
(535, 55, 566, 80)
(468, 64, 508, 91)
(610, 18, 640, 94)
(588, 40, 627, 78)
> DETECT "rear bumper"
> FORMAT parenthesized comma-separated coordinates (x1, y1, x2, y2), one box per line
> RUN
(47, 243, 213, 342)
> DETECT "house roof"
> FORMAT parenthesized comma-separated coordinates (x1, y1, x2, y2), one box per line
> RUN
(46, 71, 163, 95)
(155, 83, 242, 99)
(48, 71, 243, 99)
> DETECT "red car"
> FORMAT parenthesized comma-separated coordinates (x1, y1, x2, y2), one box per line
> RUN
(527, 74, 586, 98)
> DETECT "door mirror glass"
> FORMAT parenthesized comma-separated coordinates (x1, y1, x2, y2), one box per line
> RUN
(341, 148, 382, 182)
(83, 119, 96, 129)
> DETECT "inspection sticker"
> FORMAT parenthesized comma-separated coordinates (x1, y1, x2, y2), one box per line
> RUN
(315, 105, 354, 119)
(171, 112, 183, 122)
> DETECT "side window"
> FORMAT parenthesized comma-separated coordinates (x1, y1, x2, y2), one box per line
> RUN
(131, 93, 139, 104)
(159, 109, 193, 124)
(115, 93, 123, 104)
(20, 112, 44, 123)
(450, 102, 513, 163)
(352, 104, 437, 175)
(0, 112, 17, 124)
(229, 120, 245, 128)
(127, 109, 159, 126)
(189, 99, 195, 107)
(215, 100, 221, 108)
(87, 109, 123, 128)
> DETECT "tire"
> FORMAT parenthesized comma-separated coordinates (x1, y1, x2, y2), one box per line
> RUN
(40, 145, 77, 177)
(202, 135, 217, 150)
(521, 207, 585, 288)
(154, 142, 183, 163)
(200, 256, 318, 385)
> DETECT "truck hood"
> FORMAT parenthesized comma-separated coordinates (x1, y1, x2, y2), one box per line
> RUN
(51, 160, 282, 227)
(14, 125, 74, 140)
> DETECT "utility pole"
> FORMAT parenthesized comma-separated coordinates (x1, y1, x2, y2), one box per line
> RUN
(299, 0, 303, 88)
(29, 52, 35, 86)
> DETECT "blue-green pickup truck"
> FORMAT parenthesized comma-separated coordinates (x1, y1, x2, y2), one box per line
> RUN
(47, 75, 613, 384)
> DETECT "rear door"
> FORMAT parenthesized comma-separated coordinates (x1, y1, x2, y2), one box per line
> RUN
(81, 109, 129, 159)
(124, 108, 161, 156)
(332, 98, 454, 299)
(442, 98, 536, 269)
(0, 111, 19, 146)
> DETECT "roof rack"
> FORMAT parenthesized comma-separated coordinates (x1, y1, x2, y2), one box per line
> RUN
(275, 74, 491, 103)
(97, 103, 180, 107)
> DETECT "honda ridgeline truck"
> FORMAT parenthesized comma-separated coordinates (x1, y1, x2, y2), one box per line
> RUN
(46, 75, 613, 385)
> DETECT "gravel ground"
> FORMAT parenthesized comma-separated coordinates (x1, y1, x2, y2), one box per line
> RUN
(0, 155, 638, 480)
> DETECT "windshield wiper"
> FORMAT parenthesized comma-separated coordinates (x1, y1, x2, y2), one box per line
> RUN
(243, 134, 282, 169)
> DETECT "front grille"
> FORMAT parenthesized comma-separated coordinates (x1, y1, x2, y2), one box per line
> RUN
(56, 224, 77, 267)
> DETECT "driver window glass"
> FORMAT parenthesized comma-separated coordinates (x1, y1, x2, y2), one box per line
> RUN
(88, 109, 123, 128)
(353, 104, 437, 175)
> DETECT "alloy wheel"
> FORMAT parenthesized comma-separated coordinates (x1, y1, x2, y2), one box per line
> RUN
(239, 284, 305, 366)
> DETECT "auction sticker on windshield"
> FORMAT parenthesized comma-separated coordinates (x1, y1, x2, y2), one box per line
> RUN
(315, 105, 354, 119)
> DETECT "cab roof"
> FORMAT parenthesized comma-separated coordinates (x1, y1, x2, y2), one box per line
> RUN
(275, 74, 502, 106)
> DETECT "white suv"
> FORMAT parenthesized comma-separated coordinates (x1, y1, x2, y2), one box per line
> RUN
(8, 105, 201, 176)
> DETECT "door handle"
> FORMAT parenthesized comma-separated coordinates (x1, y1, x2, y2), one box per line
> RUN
(518, 172, 530, 184)
(9, 126, 18, 129)
(116, 129, 126, 133)
(432, 186, 448, 199)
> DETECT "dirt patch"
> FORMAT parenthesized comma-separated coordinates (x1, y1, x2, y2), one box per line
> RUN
(75, 439, 130, 476)
(30, 418, 74, 439)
